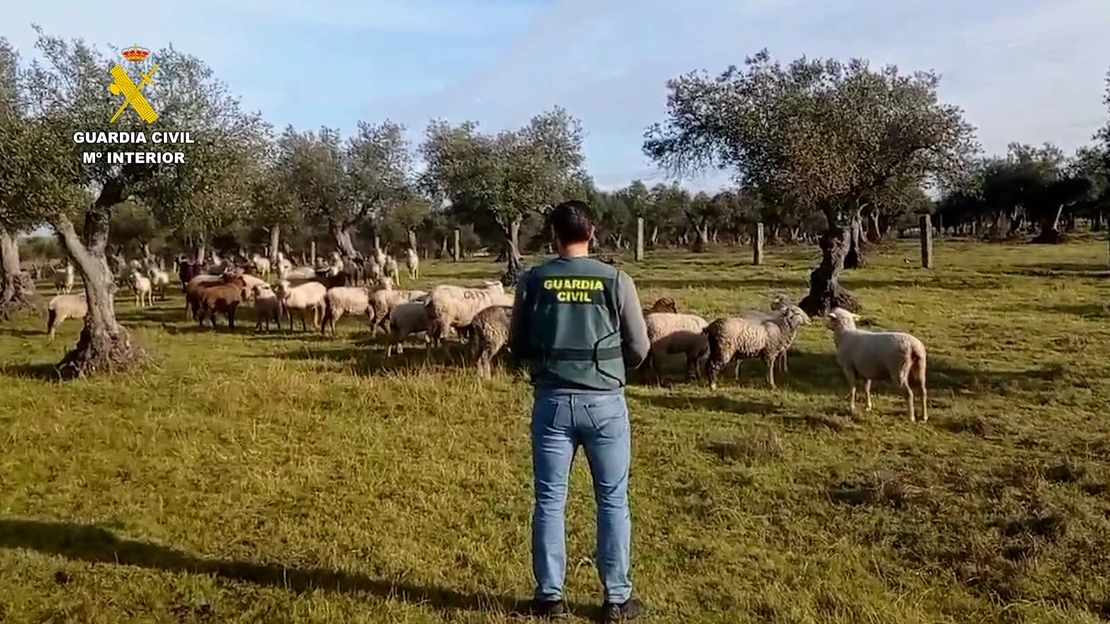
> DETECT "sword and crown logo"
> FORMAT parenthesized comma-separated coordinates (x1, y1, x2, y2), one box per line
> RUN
(108, 44, 159, 124)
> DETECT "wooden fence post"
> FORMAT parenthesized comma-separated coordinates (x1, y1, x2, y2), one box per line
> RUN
(753, 222, 764, 265)
(920, 215, 933, 268)
(309, 241, 316, 265)
(452, 229, 460, 262)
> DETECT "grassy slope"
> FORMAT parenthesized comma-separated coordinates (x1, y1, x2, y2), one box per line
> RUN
(1, 238, 1109, 624)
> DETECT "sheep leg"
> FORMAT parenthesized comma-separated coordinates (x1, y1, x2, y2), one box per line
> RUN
(229, 306, 236, 330)
(765, 355, 776, 389)
(904, 383, 916, 423)
(918, 382, 928, 423)
(707, 357, 725, 391)
(843, 368, 857, 413)
(733, 358, 742, 380)
(862, 379, 873, 411)
(300, 310, 307, 333)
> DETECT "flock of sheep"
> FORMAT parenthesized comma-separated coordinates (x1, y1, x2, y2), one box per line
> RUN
(40, 248, 930, 422)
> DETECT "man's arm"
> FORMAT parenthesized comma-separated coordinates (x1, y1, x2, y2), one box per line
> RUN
(507, 271, 532, 368)
(614, 271, 650, 367)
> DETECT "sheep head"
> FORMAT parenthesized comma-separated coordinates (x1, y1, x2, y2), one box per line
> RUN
(825, 308, 859, 331)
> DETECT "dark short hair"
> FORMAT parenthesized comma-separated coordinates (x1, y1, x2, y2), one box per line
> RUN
(549, 200, 594, 244)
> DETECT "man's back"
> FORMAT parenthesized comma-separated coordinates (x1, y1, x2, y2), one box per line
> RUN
(509, 255, 650, 393)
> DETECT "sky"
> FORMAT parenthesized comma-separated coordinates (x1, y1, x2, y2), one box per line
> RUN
(5, 0, 1110, 192)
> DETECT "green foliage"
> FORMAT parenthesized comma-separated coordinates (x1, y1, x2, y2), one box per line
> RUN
(420, 108, 586, 235)
(643, 49, 979, 223)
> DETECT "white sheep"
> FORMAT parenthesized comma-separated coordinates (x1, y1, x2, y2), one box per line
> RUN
(404, 247, 419, 280)
(46, 293, 88, 341)
(147, 266, 171, 300)
(321, 286, 372, 334)
(276, 253, 293, 278)
(741, 293, 795, 373)
(642, 312, 711, 384)
(54, 263, 75, 294)
(128, 271, 153, 308)
(825, 308, 928, 422)
(423, 282, 510, 347)
(283, 266, 317, 280)
(468, 304, 514, 379)
(704, 305, 810, 390)
(326, 252, 345, 277)
(250, 253, 271, 280)
(251, 284, 281, 331)
(274, 279, 327, 331)
(373, 247, 386, 267)
(238, 272, 267, 296)
(383, 255, 400, 283)
(386, 300, 430, 355)
(368, 283, 427, 334)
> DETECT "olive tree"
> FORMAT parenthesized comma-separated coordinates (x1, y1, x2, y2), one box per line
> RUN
(643, 50, 978, 314)
(420, 108, 586, 258)
(277, 121, 411, 261)
(19, 28, 266, 376)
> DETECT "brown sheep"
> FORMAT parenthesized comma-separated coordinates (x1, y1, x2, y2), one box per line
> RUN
(198, 282, 248, 329)
(643, 296, 678, 317)
(186, 272, 247, 321)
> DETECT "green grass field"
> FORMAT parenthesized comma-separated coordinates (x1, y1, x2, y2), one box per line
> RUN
(2, 238, 1110, 623)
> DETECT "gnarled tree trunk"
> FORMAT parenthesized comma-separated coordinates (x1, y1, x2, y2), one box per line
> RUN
(865, 209, 882, 243)
(329, 220, 361, 262)
(843, 208, 866, 269)
(0, 225, 37, 319)
(690, 223, 710, 252)
(53, 189, 146, 378)
(799, 210, 861, 317)
(1031, 204, 1066, 244)
(268, 225, 281, 269)
(193, 240, 206, 265)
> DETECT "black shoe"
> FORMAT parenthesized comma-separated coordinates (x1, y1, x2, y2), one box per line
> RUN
(602, 596, 644, 622)
(529, 598, 569, 619)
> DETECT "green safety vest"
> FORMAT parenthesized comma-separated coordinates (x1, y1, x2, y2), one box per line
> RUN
(522, 256, 625, 391)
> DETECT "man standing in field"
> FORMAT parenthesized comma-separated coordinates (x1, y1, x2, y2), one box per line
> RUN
(508, 200, 651, 621)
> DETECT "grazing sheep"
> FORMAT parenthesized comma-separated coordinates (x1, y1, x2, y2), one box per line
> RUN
(46, 293, 87, 341)
(742, 294, 796, 373)
(825, 308, 928, 422)
(405, 247, 419, 280)
(185, 273, 245, 320)
(275, 279, 327, 332)
(283, 265, 316, 280)
(642, 296, 678, 317)
(250, 253, 271, 280)
(386, 300, 430, 355)
(642, 312, 711, 384)
(469, 304, 513, 379)
(704, 304, 810, 390)
(423, 282, 511, 347)
(276, 253, 294, 278)
(147, 266, 171, 300)
(251, 284, 281, 331)
(198, 282, 247, 329)
(368, 284, 428, 334)
(128, 271, 153, 308)
(320, 286, 372, 335)
(54, 263, 75, 294)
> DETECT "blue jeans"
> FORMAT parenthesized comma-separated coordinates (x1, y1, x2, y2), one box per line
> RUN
(531, 390, 632, 603)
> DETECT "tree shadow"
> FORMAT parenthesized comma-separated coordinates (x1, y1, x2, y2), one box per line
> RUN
(774, 349, 1072, 396)
(1036, 303, 1110, 319)
(628, 392, 779, 416)
(161, 324, 251, 336)
(634, 277, 808, 291)
(116, 306, 192, 325)
(0, 327, 46, 339)
(261, 341, 474, 374)
(0, 361, 63, 382)
(0, 517, 598, 619)
(1001, 262, 1110, 278)
(633, 275, 1001, 293)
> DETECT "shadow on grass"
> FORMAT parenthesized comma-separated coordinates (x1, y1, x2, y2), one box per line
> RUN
(0, 517, 598, 620)
(1002, 262, 1110, 278)
(628, 392, 778, 416)
(748, 349, 1074, 397)
(0, 361, 63, 382)
(0, 327, 46, 339)
(116, 306, 191, 325)
(1036, 303, 1110, 319)
(261, 341, 474, 374)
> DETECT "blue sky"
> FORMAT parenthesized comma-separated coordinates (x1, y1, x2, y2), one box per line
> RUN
(5, 0, 1110, 191)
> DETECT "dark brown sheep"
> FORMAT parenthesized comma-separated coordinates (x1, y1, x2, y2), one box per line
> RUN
(186, 272, 247, 321)
(643, 296, 678, 317)
(198, 282, 248, 329)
